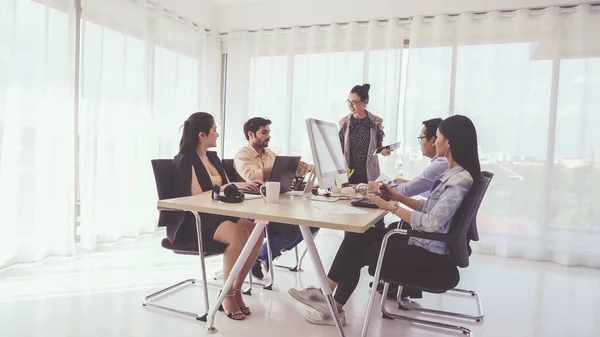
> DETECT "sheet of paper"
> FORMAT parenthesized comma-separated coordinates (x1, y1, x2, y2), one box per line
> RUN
(285, 191, 305, 196)
(310, 202, 368, 214)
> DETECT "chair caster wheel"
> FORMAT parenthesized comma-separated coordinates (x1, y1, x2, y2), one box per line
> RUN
(196, 314, 207, 322)
(382, 313, 393, 320)
(263, 285, 273, 290)
(242, 289, 252, 295)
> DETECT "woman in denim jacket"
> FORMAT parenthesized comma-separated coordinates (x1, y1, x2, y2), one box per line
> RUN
(289, 115, 481, 326)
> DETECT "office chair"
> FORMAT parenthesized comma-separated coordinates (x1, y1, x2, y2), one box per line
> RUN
(143, 159, 250, 321)
(361, 171, 493, 337)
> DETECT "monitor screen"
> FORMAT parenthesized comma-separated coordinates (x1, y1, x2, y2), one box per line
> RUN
(306, 118, 347, 179)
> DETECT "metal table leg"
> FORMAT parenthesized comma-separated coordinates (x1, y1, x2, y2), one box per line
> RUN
(206, 222, 266, 334)
(298, 226, 346, 337)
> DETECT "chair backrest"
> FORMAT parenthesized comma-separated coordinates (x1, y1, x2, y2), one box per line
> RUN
(448, 171, 493, 268)
(151, 159, 176, 227)
(222, 159, 242, 182)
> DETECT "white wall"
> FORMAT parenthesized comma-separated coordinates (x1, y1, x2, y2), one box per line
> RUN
(215, 0, 586, 32)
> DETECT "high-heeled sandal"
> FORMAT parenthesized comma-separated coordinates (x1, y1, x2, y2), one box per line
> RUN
(218, 291, 245, 321)
(233, 288, 251, 315)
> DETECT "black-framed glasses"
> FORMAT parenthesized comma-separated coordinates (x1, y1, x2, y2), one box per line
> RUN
(346, 99, 363, 105)
(417, 136, 427, 144)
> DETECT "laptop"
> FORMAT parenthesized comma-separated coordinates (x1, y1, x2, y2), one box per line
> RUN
(244, 156, 301, 195)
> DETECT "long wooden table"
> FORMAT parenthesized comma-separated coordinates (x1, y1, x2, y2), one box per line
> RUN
(158, 193, 387, 336)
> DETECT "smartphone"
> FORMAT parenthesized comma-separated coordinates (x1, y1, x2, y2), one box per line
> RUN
(386, 181, 399, 188)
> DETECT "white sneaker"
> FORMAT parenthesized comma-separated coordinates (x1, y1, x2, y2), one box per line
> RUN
(304, 308, 346, 326)
(288, 286, 330, 314)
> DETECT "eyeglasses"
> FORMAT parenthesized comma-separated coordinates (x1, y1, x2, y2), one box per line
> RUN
(346, 99, 363, 106)
(417, 136, 427, 144)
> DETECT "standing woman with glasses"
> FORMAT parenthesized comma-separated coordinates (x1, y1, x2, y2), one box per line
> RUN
(339, 84, 391, 185)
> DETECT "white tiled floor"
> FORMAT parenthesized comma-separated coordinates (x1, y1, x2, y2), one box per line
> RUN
(1, 230, 600, 337)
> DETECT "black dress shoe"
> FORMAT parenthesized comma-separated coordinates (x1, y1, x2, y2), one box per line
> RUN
(251, 259, 264, 280)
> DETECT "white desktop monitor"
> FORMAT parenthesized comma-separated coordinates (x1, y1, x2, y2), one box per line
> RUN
(305, 118, 349, 190)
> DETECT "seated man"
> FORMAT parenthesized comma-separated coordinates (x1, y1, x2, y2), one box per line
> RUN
(369, 117, 448, 298)
(371, 117, 448, 228)
(234, 117, 319, 279)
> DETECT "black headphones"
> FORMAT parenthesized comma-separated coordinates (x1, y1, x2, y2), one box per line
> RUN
(212, 184, 245, 203)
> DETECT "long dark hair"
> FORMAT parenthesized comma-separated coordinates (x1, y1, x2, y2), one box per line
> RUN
(438, 115, 481, 181)
(179, 112, 215, 155)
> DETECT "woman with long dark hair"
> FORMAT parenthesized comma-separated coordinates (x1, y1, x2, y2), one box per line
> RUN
(171, 112, 263, 321)
(288, 115, 480, 326)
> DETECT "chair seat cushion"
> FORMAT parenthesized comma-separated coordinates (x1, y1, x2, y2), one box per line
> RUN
(380, 268, 460, 294)
(161, 238, 227, 256)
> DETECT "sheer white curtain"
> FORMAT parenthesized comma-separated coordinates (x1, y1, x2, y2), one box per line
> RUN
(402, 5, 600, 267)
(223, 21, 407, 170)
(224, 5, 600, 267)
(0, 0, 76, 268)
(78, 0, 218, 249)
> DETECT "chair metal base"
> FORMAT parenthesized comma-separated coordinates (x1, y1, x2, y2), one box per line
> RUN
(273, 246, 308, 272)
(380, 283, 484, 336)
(142, 278, 210, 322)
(397, 287, 484, 322)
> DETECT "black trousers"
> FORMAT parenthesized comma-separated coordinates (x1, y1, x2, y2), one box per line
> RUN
(327, 227, 456, 305)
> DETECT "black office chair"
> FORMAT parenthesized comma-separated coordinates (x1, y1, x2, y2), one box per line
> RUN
(143, 159, 240, 321)
(361, 171, 494, 337)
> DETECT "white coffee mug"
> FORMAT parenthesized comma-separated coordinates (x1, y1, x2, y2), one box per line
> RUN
(260, 181, 281, 203)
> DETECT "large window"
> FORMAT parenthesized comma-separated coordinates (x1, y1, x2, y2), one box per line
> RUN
(223, 8, 600, 265)
(0, 0, 75, 266)
(551, 58, 600, 235)
(454, 42, 553, 237)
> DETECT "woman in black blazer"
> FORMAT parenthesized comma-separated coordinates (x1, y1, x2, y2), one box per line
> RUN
(171, 112, 262, 321)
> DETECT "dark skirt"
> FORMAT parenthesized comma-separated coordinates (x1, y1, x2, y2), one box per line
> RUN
(173, 212, 240, 244)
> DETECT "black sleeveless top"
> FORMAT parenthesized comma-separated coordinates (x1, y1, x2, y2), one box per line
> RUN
(168, 151, 233, 243)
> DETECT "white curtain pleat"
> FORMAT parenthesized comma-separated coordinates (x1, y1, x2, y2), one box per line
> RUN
(0, 0, 76, 268)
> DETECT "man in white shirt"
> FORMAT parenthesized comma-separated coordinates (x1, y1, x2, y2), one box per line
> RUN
(371, 118, 448, 227)
(234, 117, 318, 279)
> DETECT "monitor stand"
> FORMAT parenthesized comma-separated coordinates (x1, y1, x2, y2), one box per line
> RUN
(302, 172, 340, 202)
(303, 171, 317, 197)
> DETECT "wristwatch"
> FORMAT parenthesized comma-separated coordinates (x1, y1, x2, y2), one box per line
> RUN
(388, 202, 400, 215)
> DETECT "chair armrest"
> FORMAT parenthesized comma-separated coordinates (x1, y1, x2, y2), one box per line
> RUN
(406, 230, 452, 243)
(383, 228, 452, 244)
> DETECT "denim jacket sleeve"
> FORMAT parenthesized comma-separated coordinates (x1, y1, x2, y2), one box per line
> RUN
(410, 170, 473, 233)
